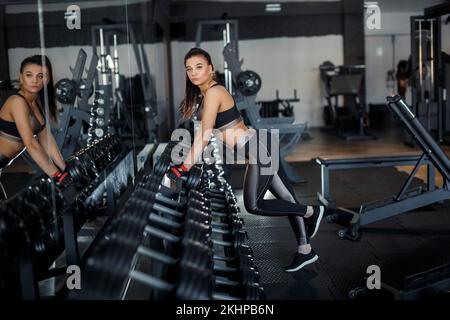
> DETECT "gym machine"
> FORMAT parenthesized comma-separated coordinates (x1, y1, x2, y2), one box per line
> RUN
(195, 20, 240, 95)
(409, 17, 441, 142)
(257, 89, 299, 119)
(91, 24, 159, 144)
(326, 95, 450, 241)
(195, 20, 308, 183)
(408, 4, 450, 145)
(320, 62, 375, 140)
(54, 49, 97, 158)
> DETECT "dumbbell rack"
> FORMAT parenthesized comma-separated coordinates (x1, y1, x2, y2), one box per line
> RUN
(63, 135, 134, 264)
(74, 142, 265, 300)
(0, 134, 132, 299)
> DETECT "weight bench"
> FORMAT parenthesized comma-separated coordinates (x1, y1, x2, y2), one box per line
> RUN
(327, 95, 450, 240)
(316, 154, 435, 208)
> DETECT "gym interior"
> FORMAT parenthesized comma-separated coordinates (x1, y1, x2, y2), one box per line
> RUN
(1, 0, 450, 301)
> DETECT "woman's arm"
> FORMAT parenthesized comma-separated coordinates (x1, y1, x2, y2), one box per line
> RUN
(38, 128, 66, 171)
(11, 98, 60, 176)
(182, 89, 221, 170)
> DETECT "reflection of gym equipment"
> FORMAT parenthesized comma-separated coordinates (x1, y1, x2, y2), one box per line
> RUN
(236, 70, 262, 97)
(257, 90, 298, 119)
(55, 49, 98, 158)
(409, 14, 450, 144)
(320, 62, 375, 140)
(326, 95, 450, 241)
(91, 24, 158, 143)
(0, 135, 133, 299)
(196, 20, 308, 183)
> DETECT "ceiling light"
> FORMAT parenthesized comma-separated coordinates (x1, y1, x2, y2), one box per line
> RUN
(265, 3, 281, 13)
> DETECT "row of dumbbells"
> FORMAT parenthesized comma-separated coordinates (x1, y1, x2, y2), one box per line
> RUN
(191, 164, 265, 300)
(77, 167, 264, 299)
(76, 142, 264, 299)
(66, 134, 122, 191)
(0, 135, 123, 296)
(75, 141, 197, 298)
(133, 143, 264, 299)
(76, 165, 172, 299)
(153, 142, 265, 299)
(152, 141, 203, 192)
(0, 177, 88, 295)
(87, 88, 111, 143)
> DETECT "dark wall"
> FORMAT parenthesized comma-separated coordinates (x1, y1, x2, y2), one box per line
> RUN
(170, 1, 345, 40)
(0, 6, 8, 80)
(4, 2, 161, 48)
(343, 0, 365, 65)
(170, 0, 364, 61)
(343, 0, 366, 102)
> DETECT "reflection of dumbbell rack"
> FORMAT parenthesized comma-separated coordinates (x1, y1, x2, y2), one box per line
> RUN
(91, 25, 158, 144)
(0, 134, 129, 299)
(74, 142, 265, 300)
(87, 28, 114, 145)
(87, 88, 112, 144)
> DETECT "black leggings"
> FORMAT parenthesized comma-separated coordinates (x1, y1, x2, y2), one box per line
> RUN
(236, 129, 309, 245)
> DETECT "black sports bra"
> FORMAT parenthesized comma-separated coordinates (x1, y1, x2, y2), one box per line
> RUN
(0, 92, 46, 143)
(199, 83, 242, 130)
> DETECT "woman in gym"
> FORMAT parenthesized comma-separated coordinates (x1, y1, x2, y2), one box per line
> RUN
(168, 47, 325, 272)
(0, 55, 69, 199)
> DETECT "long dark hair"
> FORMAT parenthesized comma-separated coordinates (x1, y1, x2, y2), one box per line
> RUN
(20, 55, 58, 123)
(180, 47, 215, 120)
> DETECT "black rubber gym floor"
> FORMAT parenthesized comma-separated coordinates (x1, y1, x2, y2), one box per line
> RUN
(229, 161, 450, 300)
